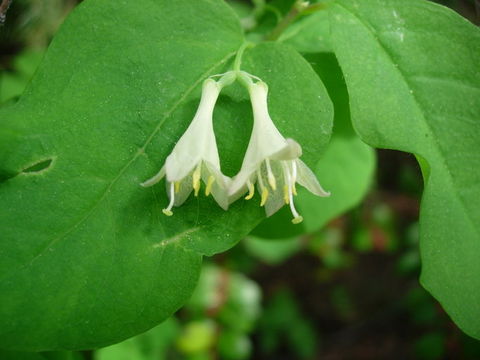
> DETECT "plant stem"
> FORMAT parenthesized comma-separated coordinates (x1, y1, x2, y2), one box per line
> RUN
(233, 41, 252, 72)
(265, 1, 327, 41)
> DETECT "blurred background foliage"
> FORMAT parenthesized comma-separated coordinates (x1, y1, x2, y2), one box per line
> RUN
(1, 0, 480, 359)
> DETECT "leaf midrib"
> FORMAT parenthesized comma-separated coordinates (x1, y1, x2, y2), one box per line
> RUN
(334, 2, 479, 237)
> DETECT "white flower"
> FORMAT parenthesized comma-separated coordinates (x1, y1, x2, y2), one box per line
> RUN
(141, 78, 230, 216)
(229, 79, 330, 224)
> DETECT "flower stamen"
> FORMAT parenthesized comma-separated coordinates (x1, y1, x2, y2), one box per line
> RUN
(284, 162, 303, 224)
(205, 175, 215, 196)
(257, 169, 269, 206)
(283, 185, 290, 204)
(174, 181, 181, 194)
(291, 161, 298, 195)
(260, 188, 269, 206)
(245, 179, 255, 200)
(193, 163, 202, 197)
(265, 158, 276, 190)
(288, 187, 303, 224)
(162, 182, 175, 216)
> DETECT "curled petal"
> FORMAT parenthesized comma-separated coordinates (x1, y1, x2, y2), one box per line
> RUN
(141, 165, 166, 187)
(296, 159, 330, 197)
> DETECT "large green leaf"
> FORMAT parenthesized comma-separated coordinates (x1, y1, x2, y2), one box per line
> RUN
(0, 0, 333, 351)
(330, 0, 480, 338)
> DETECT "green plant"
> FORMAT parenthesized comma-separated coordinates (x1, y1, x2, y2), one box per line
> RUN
(0, 0, 479, 357)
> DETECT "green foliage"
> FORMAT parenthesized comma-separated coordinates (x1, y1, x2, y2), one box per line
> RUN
(414, 332, 446, 360)
(93, 264, 260, 360)
(95, 319, 179, 360)
(244, 236, 302, 264)
(0, 0, 332, 351)
(0, 350, 83, 360)
(258, 290, 318, 359)
(329, 0, 480, 338)
(279, 9, 332, 52)
(186, 265, 261, 333)
(176, 320, 216, 356)
(217, 330, 252, 360)
(0, 50, 44, 103)
(1, 0, 479, 354)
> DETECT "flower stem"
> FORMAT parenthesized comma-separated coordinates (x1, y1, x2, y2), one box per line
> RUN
(233, 41, 252, 72)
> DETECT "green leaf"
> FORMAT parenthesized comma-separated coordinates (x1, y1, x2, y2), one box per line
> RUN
(175, 320, 216, 355)
(330, 0, 480, 338)
(185, 265, 261, 332)
(0, 0, 332, 351)
(244, 236, 302, 264)
(258, 290, 318, 358)
(279, 9, 332, 53)
(0, 50, 45, 103)
(0, 351, 83, 360)
(94, 318, 180, 360)
(217, 330, 252, 360)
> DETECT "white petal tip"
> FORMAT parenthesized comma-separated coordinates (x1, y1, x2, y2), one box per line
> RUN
(162, 209, 173, 216)
(140, 178, 160, 187)
(292, 216, 303, 225)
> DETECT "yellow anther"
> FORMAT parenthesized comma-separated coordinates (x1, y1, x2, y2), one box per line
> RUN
(163, 182, 175, 216)
(292, 183, 297, 196)
(174, 181, 181, 193)
(162, 209, 173, 216)
(192, 164, 201, 197)
(193, 180, 200, 196)
(260, 188, 269, 206)
(205, 175, 215, 196)
(291, 216, 303, 224)
(283, 185, 290, 204)
(245, 181, 255, 200)
(265, 159, 277, 190)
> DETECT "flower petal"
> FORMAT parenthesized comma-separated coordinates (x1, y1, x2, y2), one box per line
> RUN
(296, 159, 330, 197)
(141, 165, 166, 187)
(261, 161, 287, 217)
(269, 138, 302, 161)
(165, 79, 221, 182)
(203, 161, 230, 210)
(169, 174, 194, 207)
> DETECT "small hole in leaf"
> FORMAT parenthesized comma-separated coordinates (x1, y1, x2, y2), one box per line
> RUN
(22, 158, 53, 173)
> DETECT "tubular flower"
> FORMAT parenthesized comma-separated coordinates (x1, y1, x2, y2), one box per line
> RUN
(229, 79, 330, 224)
(141, 78, 230, 216)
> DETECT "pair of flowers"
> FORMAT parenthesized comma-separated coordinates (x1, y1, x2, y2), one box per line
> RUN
(141, 71, 329, 224)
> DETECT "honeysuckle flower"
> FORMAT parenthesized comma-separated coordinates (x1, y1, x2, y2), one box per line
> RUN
(141, 78, 230, 216)
(229, 79, 330, 224)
